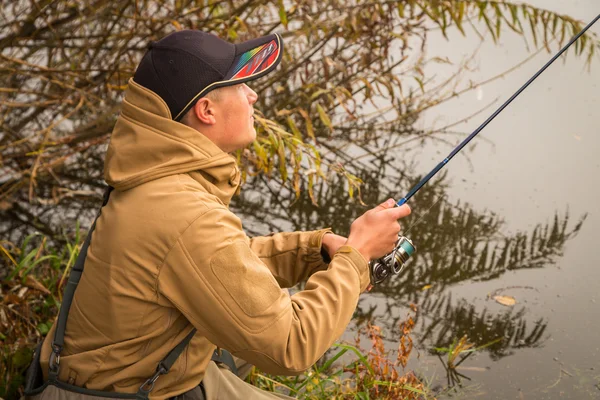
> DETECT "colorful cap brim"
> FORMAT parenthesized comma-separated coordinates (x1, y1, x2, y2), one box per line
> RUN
(174, 33, 283, 121)
(226, 34, 283, 80)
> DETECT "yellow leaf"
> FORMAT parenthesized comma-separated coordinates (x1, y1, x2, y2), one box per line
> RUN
(227, 26, 238, 40)
(0, 245, 18, 267)
(106, 83, 128, 91)
(287, 116, 302, 139)
(316, 103, 332, 130)
(310, 89, 329, 101)
(421, 284, 433, 291)
(276, 109, 294, 117)
(278, 144, 288, 183)
(493, 295, 516, 306)
(171, 20, 182, 31)
(297, 109, 315, 142)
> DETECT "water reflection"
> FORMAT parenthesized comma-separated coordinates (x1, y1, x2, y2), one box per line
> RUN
(232, 157, 587, 369)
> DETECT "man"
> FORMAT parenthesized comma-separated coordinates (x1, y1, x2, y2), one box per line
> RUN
(36, 30, 411, 399)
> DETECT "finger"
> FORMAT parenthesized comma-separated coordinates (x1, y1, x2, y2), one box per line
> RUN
(382, 204, 411, 219)
(373, 198, 396, 212)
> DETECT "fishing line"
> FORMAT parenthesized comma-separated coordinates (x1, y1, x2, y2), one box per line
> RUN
(396, 13, 600, 207)
(402, 194, 446, 237)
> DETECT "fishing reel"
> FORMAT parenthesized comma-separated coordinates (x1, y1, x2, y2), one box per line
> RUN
(369, 236, 416, 288)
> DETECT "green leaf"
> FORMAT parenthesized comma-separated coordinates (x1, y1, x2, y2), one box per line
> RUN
(310, 88, 329, 101)
(331, 343, 375, 375)
(495, 11, 501, 39)
(12, 347, 33, 368)
(278, 0, 288, 29)
(529, 14, 538, 47)
(397, 2, 404, 17)
(481, 12, 497, 43)
(278, 143, 288, 183)
(414, 76, 425, 94)
(450, 2, 466, 36)
(320, 348, 348, 372)
(355, 392, 369, 400)
(38, 322, 50, 335)
(586, 42, 595, 68)
(287, 116, 302, 139)
(227, 26, 237, 40)
(253, 141, 268, 171)
(560, 20, 568, 46)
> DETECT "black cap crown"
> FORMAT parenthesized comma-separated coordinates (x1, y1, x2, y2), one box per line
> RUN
(134, 30, 283, 120)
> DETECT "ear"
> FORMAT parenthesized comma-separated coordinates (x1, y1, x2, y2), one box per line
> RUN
(191, 97, 217, 125)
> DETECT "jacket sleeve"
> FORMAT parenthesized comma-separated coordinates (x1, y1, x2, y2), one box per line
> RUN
(248, 229, 332, 288)
(157, 207, 370, 375)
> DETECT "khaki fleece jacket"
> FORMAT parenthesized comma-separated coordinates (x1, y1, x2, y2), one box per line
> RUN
(39, 78, 371, 399)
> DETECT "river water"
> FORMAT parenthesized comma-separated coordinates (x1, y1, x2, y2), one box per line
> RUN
(236, 1, 599, 398)
(352, 1, 600, 398)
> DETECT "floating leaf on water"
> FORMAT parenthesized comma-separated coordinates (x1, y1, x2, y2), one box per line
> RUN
(456, 366, 489, 372)
(493, 295, 516, 306)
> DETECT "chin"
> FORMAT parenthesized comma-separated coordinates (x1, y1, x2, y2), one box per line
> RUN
(232, 133, 256, 152)
(247, 128, 257, 143)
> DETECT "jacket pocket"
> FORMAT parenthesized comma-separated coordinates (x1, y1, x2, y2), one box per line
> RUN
(211, 241, 282, 317)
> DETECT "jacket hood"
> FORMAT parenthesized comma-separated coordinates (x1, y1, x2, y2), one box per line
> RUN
(104, 78, 240, 204)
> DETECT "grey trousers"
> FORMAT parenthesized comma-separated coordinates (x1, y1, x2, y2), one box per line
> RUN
(172, 357, 295, 400)
(22, 358, 295, 400)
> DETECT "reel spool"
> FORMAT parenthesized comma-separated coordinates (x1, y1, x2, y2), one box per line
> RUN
(369, 236, 416, 286)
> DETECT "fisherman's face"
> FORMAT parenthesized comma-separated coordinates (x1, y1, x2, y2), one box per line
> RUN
(213, 83, 258, 152)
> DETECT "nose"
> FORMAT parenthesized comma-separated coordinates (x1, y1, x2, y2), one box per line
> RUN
(245, 84, 258, 105)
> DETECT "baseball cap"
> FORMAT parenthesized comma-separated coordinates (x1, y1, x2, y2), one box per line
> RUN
(133, 30, 283, 121)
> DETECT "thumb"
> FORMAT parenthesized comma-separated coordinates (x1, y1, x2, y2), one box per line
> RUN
(382, 203, 412, 219)
(374, 198, 396, 212)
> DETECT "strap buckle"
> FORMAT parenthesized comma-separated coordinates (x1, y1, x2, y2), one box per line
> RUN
(48, 345, 62, 377)
(138, 364, 167, 394)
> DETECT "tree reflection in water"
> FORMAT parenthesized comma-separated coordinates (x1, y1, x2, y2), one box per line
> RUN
(232, 156, 586, 369)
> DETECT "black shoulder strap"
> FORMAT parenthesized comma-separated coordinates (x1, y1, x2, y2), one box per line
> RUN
(48, 186, 197, 399)
(49, 186, 113, 380)
(137, 328, 197, 397)
(211, 348, 238, 376)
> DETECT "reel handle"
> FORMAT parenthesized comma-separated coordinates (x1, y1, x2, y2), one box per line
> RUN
(367, 236, 416, 290)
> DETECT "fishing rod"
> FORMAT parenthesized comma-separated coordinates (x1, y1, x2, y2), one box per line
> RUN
(369, 13, 600, 286)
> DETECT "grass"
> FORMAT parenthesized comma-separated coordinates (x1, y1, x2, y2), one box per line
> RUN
(431, 335, 502, 389)
(0, 233, 434, 399)
(246, 321, 434, 399)
(0, 231, 83, 398)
